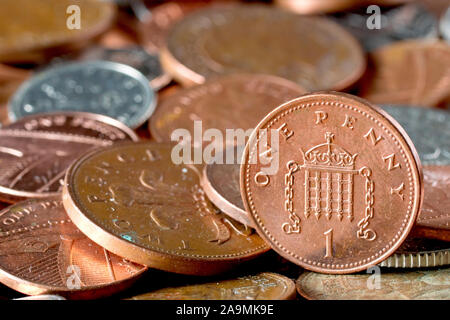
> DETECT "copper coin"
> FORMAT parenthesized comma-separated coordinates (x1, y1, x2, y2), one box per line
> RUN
(274, 0, 361, 14)
(379, 237, 449, 268)
(0, 198, 146, 299)
(0, 0, 116, 63)
(409, 165, 450, 241)
(359, 40, 450, 107)
(63, 142, 269, 276)
(0, 112, 138, 203)
(161, 4, 365, 91)
(149, 73, 305, 145)
(201, 147, 252, 227)
(241, 92, 423, 274)
(296, 268, 450, 300)
(129, 272, 296, 300)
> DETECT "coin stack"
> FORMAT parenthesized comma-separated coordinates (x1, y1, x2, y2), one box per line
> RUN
(0, 0, 448, 301)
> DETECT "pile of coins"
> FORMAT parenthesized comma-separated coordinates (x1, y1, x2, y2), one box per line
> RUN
(0, 0, 448, 300)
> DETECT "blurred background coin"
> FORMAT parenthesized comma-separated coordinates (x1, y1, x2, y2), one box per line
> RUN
(332, 3, 438, 52)
(0, 112, 138, 203)
(382, 106, 449, 165)
(0, 0, 116, 64)
(360, 40, 450, 107)
(149, 73, 305, 145)
(201, 147, 252, 227)
(296, 268, 450, 300)
(161, 4, 365, 91)
(9, 61, 156, 129)
(0, 198, 146, 299)
(63, 142, 269, 276)
(128, 272, 296, 300)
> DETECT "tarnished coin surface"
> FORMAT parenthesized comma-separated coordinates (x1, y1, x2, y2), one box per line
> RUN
(241, 92, 422, 274)
(149, 73, 305, 145)
(201, 147, 251, 227)
(0, 198, 146, 299)
(162, 4, 365, 91)
(0, 0, 116, 63)
(379, 237, 449, 268)
(63, 142, 269, 276)
(79, 46, 171, 91)
(360, 40, 450, 107)
(332, 3, 438, 52)
(382, 106, 450, 165)
(129, 272, 296, 300)
(0, 112, 138, 203)
(297, 268, 450, 300)
(9, 61, 156, 129)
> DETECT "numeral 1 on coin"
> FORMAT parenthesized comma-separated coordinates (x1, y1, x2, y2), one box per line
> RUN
(324, 229, 333, 258)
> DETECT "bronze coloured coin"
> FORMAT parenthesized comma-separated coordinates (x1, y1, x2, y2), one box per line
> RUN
(161, 4, 365, 91)
(0, 0, 116, 63)
(201, 147, 252, 227)
(0, 198, 146, 299)
(63, 142, 269, 276)
(360, 40, 450, 107)
(241, 92, 422, 274)
(149, 73, 305, 145)
(129, 272, 296, 300)
(296, 268, 450, 300)
(0, 112, 138, 203)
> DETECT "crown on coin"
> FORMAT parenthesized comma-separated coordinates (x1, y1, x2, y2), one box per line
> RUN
(301, 132, 357, 169)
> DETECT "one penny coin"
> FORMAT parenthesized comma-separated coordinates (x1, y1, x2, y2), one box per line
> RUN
(161, 4, 365, 91)
(149, 73, 305, 145)
(0, 198, 146, 299)
(296, 268, 450, 300)
(129, 272, 296, 300)
(360, 40, 450, 107)
(241, 92, 422, 274)
(63, 142, 269, 276)
(0, 112, 138, 203)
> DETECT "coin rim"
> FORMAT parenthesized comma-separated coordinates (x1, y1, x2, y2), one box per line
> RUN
(240, 91, 423, 274)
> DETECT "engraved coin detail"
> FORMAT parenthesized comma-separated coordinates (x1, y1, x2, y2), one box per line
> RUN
(9, 61, 156, 129)
(382, 106, 450, 165)
(296, 268, 450, 300)
(241, 92, 422, 274)
(0, 198, 146, 299)
(162, 4, 365, 90)
(0, 112, 138, 203)
(129, 272, 296, 300)
(63, 142, 269, 276)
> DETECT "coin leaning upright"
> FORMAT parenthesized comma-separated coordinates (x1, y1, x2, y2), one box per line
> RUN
(161, 4, 365, 91)
(63, 142, 269, 276)
(240, 92, 423, 274)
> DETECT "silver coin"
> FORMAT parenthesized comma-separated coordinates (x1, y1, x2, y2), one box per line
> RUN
(440, 6, 450, 42)
(381, 105, 450, 165)
(332, 3, 438, 52)
(79, 46, 171, 91)
(8, 61, 156, 129)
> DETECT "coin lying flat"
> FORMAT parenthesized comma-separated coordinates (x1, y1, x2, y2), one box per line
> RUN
(241, 92, 422, 274)
(0, 112, 138, 203)
(360, 40, 450, 107)
(63, 142, 269, 276)
(78, 46, 171, 91)
(296, 268, 449, 300)
(0, 198, 146, 299)
(332, 3, 438, 52)
(9, 61, 156, 129)
(162, 4, 365, 91)
(379, 237, 449, 268)
(381, 106, 450, 166)
(149, 73, 305, 145)
(129, 272, 296, 300)
(0, 0, 116, 63)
